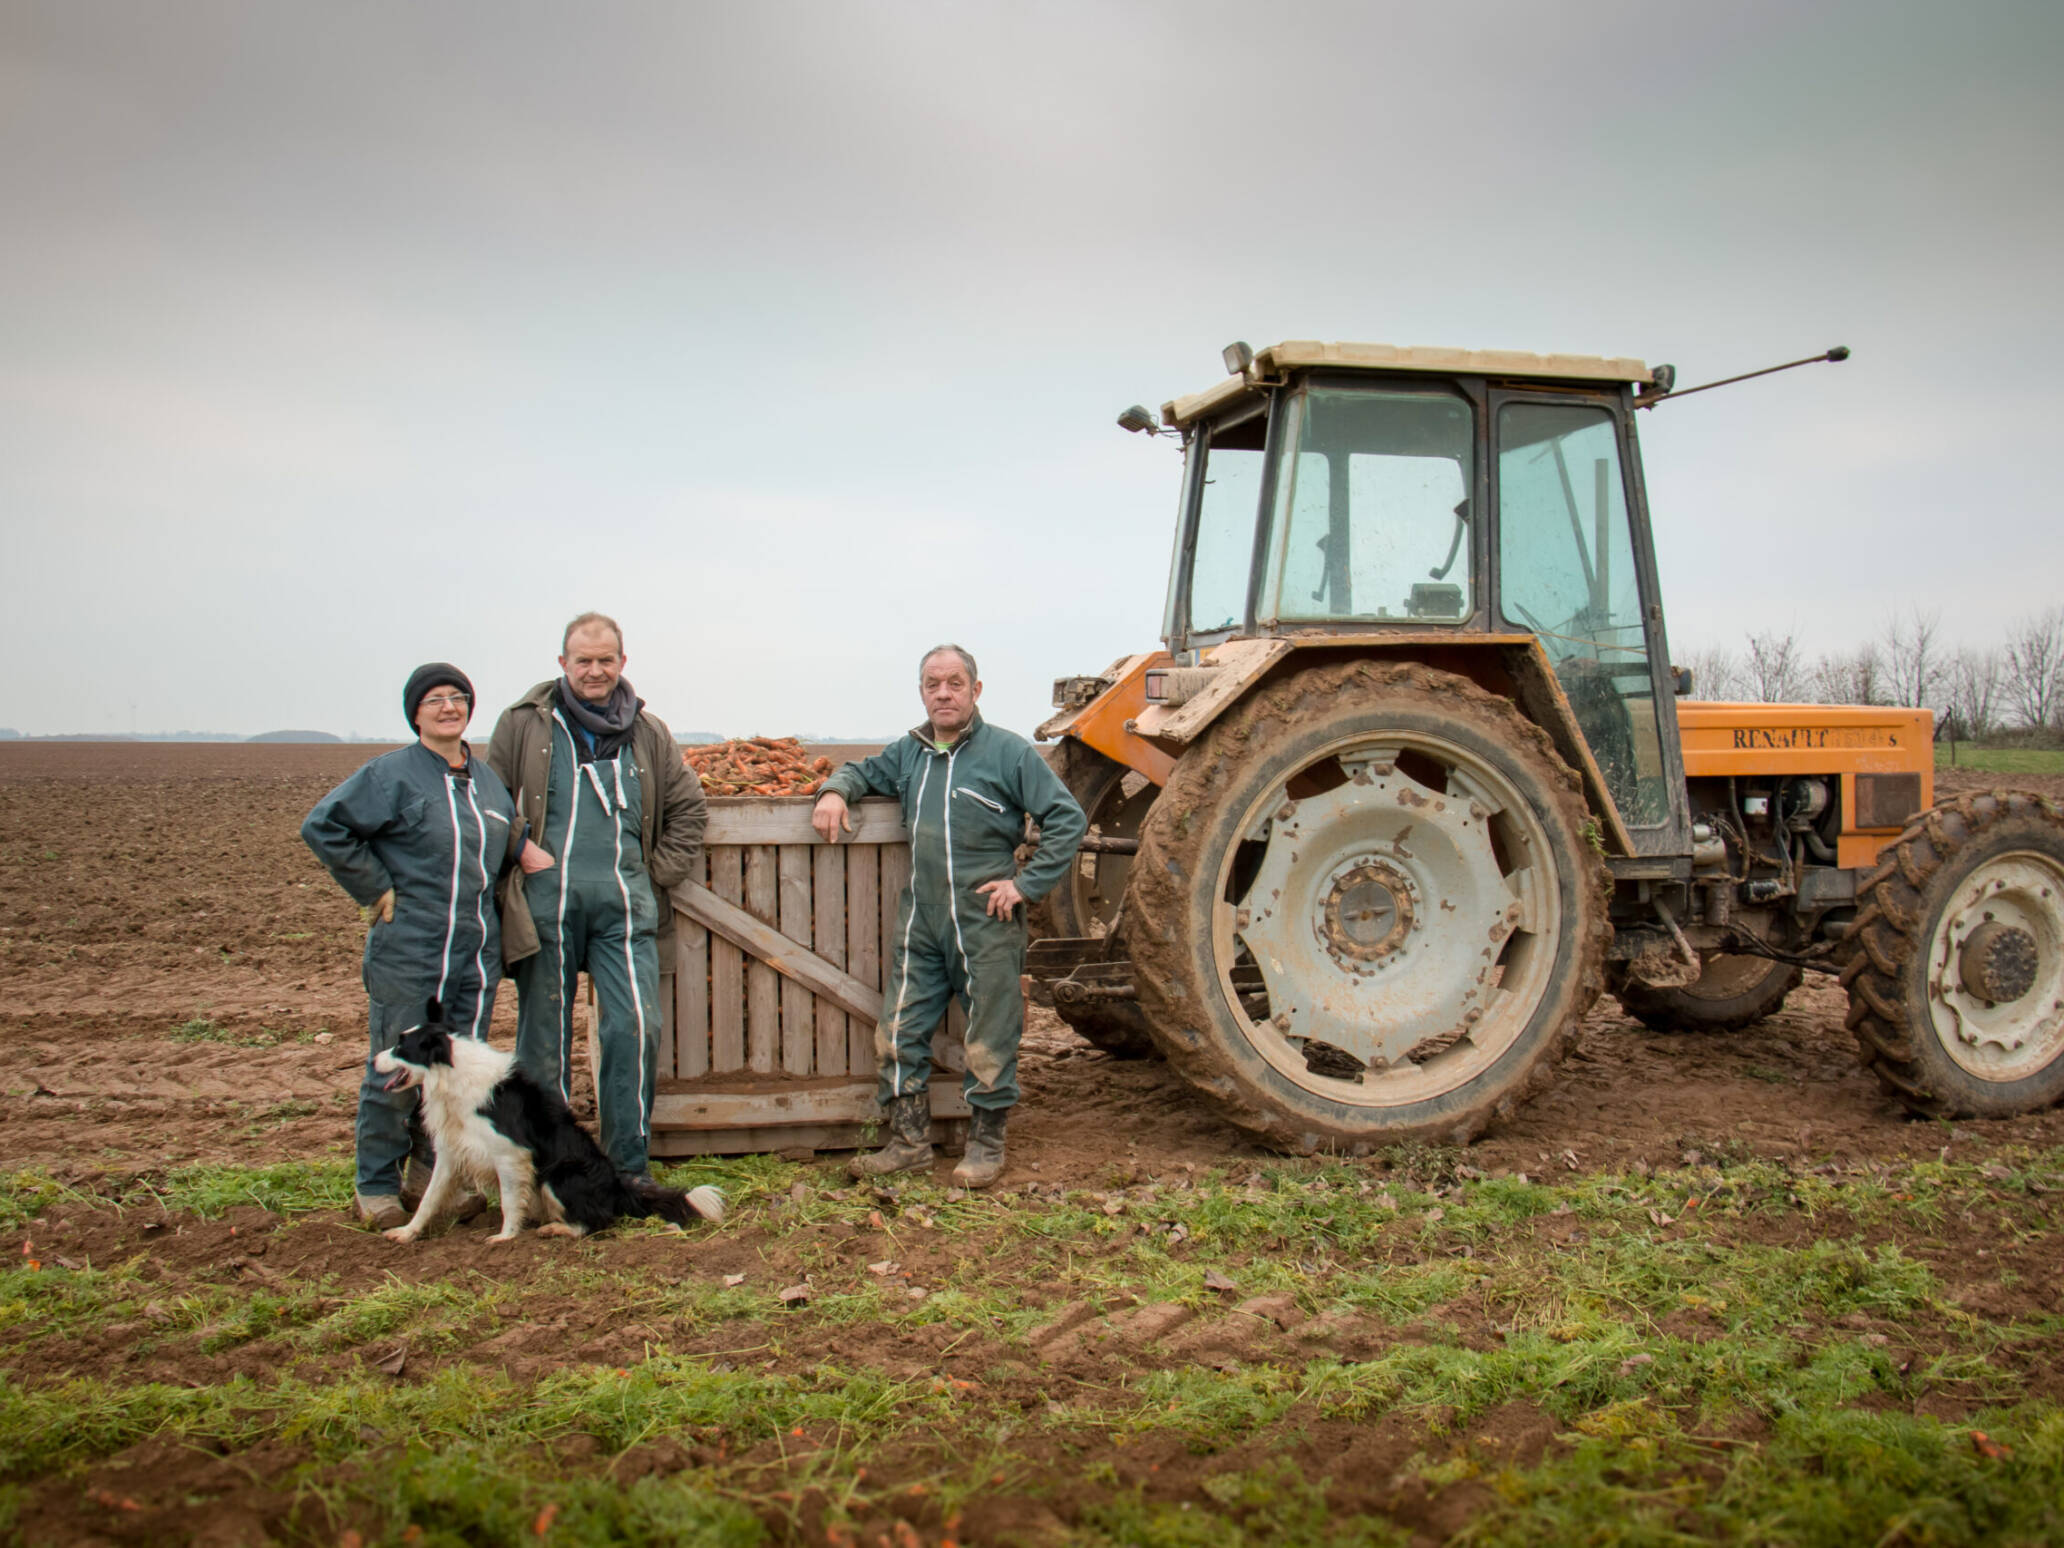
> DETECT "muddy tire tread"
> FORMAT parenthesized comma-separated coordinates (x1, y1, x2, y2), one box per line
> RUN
(1839, 789, 2064, 1117)
(1613, 957, 1803, 1035)
(1126, 660, 1610, 1152)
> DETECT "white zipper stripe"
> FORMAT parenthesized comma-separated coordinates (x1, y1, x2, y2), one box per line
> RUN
(601, 756, 650, 1141)
(956, 786, 1004, 812)
(462, 777, 492, 1040)
(435, 771, 461, 1010)
(943, 744, 971, 988)
(886, 755, 934, 1099)
(550, 712, 579, 1102)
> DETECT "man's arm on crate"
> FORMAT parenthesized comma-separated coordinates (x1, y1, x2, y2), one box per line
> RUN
(812, 742, 906, 843)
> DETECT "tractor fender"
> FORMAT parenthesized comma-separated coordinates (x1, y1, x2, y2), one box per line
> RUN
(1042, 635, 1636, 857)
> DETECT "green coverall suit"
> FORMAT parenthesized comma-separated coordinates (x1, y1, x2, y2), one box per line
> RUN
(822, 714, 1087, 1112)
(510, 714, 663, 1176)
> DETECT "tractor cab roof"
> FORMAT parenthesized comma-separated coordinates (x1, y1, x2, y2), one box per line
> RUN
(1161, 341, 1654, 429)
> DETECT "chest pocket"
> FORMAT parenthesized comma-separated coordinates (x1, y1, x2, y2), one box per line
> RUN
(395, 794, 445, 849)
(955, 785, 1004, 814)
(952, 782, 1019, 844)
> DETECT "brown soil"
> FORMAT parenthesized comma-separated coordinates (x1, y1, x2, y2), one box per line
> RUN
(3, 743, 2061, 1545)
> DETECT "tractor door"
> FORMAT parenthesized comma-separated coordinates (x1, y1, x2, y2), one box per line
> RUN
(1490, 389, 1690, 858)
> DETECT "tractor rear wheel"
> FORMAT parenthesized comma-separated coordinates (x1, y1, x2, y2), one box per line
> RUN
(1126, 661, 1608, 1153)
(1028, 739, 1157, 939)
(1613, 954, 1801, 1033)
(1841, 791, 2064, 1118)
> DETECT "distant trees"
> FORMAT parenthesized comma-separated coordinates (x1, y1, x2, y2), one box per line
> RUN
(1678, 606, 2064, 741)
(2003, 608, 2064, 730)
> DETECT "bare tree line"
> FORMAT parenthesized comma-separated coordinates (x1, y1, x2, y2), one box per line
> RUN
(1678, 607, 2064, 741)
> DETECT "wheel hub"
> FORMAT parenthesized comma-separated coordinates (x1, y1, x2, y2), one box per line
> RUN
(1959, 921, 2039, 1004)
(1928, 853, 2064, 1070)
(1229, 747, 1551, 1080)
(1320, 860, 1415, 963)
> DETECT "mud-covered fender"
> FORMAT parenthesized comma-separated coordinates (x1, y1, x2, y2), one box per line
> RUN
(1040, 635, 1636, 858)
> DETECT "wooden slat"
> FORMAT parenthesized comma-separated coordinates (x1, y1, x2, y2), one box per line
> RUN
(658, 969, 676, 1081)
(778, 844, 813, 1074)
(676, 848, 709, 1079)
(745, 847, 779, 1074)
(652, 1076, 972, 1129)
(703, 797, 909, 846)
(709, 846, 745, 1072)
(847, 846, 880, 1076)
(651, 1113, 971, 1159)
(813, 845, 847, 1076)
(672, 880, 885, 1025)
(878, 844, 912, 1078)
(879, 843, 911, 992)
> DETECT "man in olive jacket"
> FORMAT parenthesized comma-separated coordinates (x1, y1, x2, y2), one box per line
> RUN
(812, 644, 1086, 1188)
(486, 612, 707, 1177)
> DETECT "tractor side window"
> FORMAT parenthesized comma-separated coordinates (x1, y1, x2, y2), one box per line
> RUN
(1262, 389, 1473, 624)
(1188, 412, 1266, 634)
(1497, 402, 1668, 827)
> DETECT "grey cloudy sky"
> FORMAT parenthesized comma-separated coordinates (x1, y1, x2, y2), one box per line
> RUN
(3, 0, 2059, 739)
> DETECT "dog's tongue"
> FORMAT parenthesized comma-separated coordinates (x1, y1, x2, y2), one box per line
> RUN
(382, 1071, 406, 1093)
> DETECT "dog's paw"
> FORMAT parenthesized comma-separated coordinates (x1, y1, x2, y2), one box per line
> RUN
(536, 1222, 583, 1239)
(486, 1231, 522, 1243)
(381, 1227, 419, 1244)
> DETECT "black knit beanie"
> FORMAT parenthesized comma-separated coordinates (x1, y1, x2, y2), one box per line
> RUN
(402, 663, 475, 733)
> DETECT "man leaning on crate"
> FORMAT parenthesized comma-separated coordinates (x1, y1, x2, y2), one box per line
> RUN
(811, 644, 1087, 1189)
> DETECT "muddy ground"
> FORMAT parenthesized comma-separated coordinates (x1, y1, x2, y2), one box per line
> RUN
(2, 742, 2061, 1544)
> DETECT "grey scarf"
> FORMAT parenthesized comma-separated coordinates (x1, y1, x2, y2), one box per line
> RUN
(557, 677, 640, 762)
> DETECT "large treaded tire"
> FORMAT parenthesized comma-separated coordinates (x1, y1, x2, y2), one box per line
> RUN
(1613, 955, 1802, 1034)
(1841, 790, 2064, 1118)
(1126, 661, 1609, 1153)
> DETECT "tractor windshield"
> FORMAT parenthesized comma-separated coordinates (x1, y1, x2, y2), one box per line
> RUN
(1496, 401, 1669, 826)
(1257, 387, 1475, 625)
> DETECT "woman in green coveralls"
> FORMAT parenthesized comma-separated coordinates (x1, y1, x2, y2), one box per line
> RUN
(301, 664, 536, 1229)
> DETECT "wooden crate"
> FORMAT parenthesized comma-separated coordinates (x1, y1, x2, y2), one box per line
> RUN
(648, 796, 969, 1156)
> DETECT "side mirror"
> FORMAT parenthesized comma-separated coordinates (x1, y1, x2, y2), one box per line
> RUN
(1672, 665, 1695, 697)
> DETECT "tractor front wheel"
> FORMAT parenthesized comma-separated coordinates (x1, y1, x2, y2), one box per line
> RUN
(1612, 953, 1801, 1034)
(1842, 791, 2064, 1118)
(1126, 661, 1608, 1153)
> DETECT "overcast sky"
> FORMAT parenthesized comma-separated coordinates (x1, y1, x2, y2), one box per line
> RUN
(3, 1, 2059, 739)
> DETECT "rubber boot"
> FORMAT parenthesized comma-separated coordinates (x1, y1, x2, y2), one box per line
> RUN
(848, 1093, 934, 1179)
(951, 1107, 1008, 1190)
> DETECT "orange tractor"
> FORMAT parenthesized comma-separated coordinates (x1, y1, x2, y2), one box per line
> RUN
(1028, 340, 2064, 1151)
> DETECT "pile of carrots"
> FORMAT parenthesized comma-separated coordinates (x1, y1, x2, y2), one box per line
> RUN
(683, 736, 837, 797)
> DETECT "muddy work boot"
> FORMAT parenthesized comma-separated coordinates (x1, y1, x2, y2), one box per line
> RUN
(848, 1092, 934, 1179)
(355, 1193, 408, 1232)
(951, 1107, 1008, 1190)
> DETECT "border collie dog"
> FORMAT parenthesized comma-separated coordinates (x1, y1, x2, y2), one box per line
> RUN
(372, 1002, 723, 1244)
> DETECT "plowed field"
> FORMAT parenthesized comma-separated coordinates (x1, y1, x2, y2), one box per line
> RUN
(2, 742, 2060, 1545)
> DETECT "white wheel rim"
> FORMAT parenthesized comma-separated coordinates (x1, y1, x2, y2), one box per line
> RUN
(1210, 731, 1564, 1109)
(1925, 850, 2064, 1082)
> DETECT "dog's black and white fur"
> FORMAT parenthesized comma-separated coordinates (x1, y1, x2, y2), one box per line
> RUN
(372, 1001, 722, 1244)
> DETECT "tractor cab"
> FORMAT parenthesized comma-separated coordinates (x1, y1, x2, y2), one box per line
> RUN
(1152, 341, 1680, 845)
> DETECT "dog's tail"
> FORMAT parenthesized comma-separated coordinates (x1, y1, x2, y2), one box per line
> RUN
(622, 1173, 725, 1227)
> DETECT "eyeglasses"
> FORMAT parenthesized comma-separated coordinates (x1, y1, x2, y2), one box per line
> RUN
(419, 694, 471, 711)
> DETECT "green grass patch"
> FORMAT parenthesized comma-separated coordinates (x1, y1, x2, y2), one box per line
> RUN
(5, 1155, 2063, 1543)
(1936, 743, 2064, 774)
(168, 1017, 305, 1047)
(133, 1160, 355, 1218)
